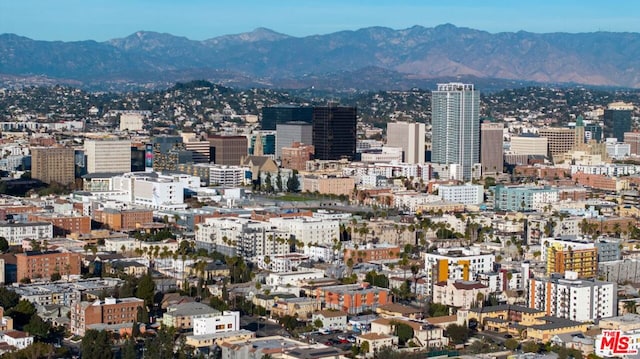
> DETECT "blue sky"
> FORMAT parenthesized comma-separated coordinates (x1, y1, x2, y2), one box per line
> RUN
(1, 0, 639, 41)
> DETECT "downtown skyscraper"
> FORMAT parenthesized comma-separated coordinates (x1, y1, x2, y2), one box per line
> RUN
(431, 83, 480, 181)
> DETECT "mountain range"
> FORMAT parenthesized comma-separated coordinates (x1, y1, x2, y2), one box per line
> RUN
(2, 24, 640, 90)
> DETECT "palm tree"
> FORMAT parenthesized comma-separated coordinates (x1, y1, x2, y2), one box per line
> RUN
(410, 264, 420, 297)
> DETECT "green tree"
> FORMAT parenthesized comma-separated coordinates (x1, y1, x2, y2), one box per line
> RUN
(81, 329, 113, 359)
(210, 296, 230, 312)
(522, 341, 539, 353)
(8, 300, 36, 329)
(275, 172, 283, 193)
(144, 326, 176, 358)
(264, 172, 273, 193)
(0, 237, 8, 253)
(50, 272, 62, 281)
(393, 322, 414, 345)
(360, 341, 370, 354)
(0, 287, 20, 310)
(287, 172, 300, 192)
(505, 338, 519, 351)
(365, 271, 389, 288)
(1, 342, 55, 359)
(136, 273, 155, 308)
(446, 324, 470, 344)
(121, 338, 137, 359)
(136, 306, 149, 324)
(24, 315, 51, 341)
(313, 319, 324, 329)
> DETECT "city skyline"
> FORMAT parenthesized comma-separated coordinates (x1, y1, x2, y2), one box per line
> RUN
(1, 0, 639, 42)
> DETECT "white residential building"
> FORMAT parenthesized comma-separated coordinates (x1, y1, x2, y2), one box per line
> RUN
(303, 244, 335, 262)
(209, 165, 246, 187)
(265, 270, 325, 287)
(269, 217, 339, 246)
(1, 331, 34, 349)
(0, 222, 53, 246)
(438, 184, 484, 205)
(528, 271, 617, 322)
(195, 217, 289, 258)
(432, 279, 491, 309)
(424, 247, 495, 297)
(85, 139, 132, 174)
(111, 172, 185, 209)
(393, 192, 441, 212)
(193, 311, 240, 336)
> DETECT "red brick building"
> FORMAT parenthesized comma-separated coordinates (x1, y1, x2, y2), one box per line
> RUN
(343, 245, 400, 264)
(70, 297, 144, 335)
(27, 214, 91, 236)
(16, 251, 81, 282)
(281, 142, 314, 171)
(93, 208, 153, 231)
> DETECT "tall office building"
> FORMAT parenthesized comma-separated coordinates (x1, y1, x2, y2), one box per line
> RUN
(585, 124, 603, 142)
(574, 116, 585, 147)
(151, 136, 191, 172)
(604, 102, 633, 142)
(184, 140, 211, 163)
(276, 122, 313, 159)
(624, 132, 640, 155)
(386, 122, 426, 164)
(85, 139, 132, 174)
(249, 132, 276, 156)
(431, 83, 480, 181)
(480, 122, 504, 174)
(31, 147, 75, 185)
(538, 128, 575, 157)
(208, 135, 248, 165)
(261, 105, 313, 131)
(312, 105, 357, 161)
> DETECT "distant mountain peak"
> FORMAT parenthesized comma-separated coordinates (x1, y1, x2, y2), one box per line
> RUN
(2, 25, 640, 89)
(206, 27, 291, 44)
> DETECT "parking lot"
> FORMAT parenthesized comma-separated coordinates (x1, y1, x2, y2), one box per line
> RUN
(302, 330, 359, 351)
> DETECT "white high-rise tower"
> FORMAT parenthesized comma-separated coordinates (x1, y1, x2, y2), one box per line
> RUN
(431, 83, 480, 181)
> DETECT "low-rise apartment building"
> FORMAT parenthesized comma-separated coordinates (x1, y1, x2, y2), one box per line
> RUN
(0, 222, 53, 246)
(317, 283, 391, 315)
(528, 271, 617, 322)
(71, 297, 144, 336)
(193, 311, 240, 336)
(16, 250, 82, 282)
(163, 302, 219, 330)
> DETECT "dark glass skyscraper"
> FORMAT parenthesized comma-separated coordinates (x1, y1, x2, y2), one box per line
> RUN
(604, 107, 632, 142)
(261, 104, 313, 130)
(312, 105, 357, 160)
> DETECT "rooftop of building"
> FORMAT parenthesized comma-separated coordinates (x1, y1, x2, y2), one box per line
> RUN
(285, 347, 342, 359)
(358, 333, 393, 341)
(378, 303, 422, 314)
(435, 280, 488, 290)
(314, 310, 347, 318)
(165, 302, 219, 317)
(468, 304, 544, 315)
(82, 172, 125, 179)
(0, 221, 51, 228)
